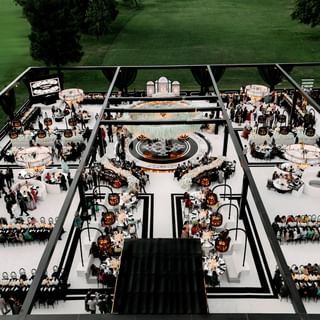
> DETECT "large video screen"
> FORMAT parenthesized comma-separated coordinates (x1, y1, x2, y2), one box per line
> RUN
(29, 77, 61, 97)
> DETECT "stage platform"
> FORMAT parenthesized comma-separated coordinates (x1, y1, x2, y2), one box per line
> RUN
(113, 238, 208, 314)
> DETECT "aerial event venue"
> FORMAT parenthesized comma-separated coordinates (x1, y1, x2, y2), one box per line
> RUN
(1, 63, 320, 320)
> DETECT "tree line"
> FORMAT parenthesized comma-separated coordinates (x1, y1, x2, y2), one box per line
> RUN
(13, 0, 141, 70)
(13, 0, 319, 71)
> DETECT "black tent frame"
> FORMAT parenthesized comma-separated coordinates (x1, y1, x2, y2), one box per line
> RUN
(1, 63, 320, 320)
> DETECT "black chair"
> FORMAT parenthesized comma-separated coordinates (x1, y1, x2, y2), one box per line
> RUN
(266, 179, 274, 190)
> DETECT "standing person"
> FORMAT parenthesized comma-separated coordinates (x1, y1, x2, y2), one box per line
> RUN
(0, 171, 5, 197)
(30, 187, 38, 203)
(55, 139, 63, 159)
(120, 134, 125, 153)
(107, 125, 113, 143)
(25, 191, 36, 210)
(74, 212, 82, 229)
(67, 172, 73, 186)
(97, 295, 108, 314)
(80, 113, 86, 130)
(61, 157, 70, 174)
(139, 179, 146, 193)
(8, 189, 16, 205)
(81, 173, 89, 191)
(38, 120, 43, 130)
(16, 190, 29, 217)
(8, 168, 14, 186)
(59, 174, 68, 191)
(0, 295, 10, 315)
(86, 172, 94, 190)
(83, 127, 91, 142)
(91, 169, 97, 187)
(87, 298, 97, 314)
(4, 192, 14, 219)
(51, 105, 56, 116)
(106, 294, 113, 313)
(4, 169, 12, 188)
(84, 290, 93, 312)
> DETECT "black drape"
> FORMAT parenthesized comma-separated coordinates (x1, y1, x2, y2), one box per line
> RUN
(0, 88, 16, 120)
(102, 67, 137, 95)
(113, 239, 208, 314)
(191, 66, 225, 95)
(257, 65, 294, 91)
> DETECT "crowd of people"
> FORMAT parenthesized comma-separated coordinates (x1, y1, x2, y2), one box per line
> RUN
(272, 214, 320, 243)
(173, 153, 212, 181)
(274, 263, 320, 300)
(84, 290, 113, 314)
(0, 216, 55, 244)
(44, 172, 68, 190)
(0, 266, 64, 314)
(4, 185, 37, 219)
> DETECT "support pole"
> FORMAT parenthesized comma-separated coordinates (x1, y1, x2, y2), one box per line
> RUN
(239, 174, 248, 219)
(79, 233, 84, 267)
(78, 178, 89, 219)
(86, 220, 91, 242)
(242, 233, 248, 267)
(222, 125, 228, 156)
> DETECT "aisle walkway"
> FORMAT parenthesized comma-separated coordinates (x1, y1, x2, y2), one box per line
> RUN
(148, 172, 184, 238)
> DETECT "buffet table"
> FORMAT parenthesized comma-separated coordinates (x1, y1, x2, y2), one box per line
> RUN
(179, 157, 225, 190)
(100, 157, 140, 193)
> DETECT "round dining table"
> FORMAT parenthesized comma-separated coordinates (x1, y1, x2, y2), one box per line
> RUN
(272, 177, 292, 193)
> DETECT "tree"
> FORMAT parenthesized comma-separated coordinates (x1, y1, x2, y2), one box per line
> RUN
(84, 0, 119, 38)
(18, 0, 83, 72)
(291, 0, 320, 27)
(14, 0, 27, 6)
(122, 0, 140, 8)
(69, 0, 90, 32)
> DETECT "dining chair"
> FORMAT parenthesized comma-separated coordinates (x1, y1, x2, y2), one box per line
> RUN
(2, 272, 9, 280)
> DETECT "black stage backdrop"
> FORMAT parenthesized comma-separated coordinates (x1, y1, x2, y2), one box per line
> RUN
(113, 238, 208, 314)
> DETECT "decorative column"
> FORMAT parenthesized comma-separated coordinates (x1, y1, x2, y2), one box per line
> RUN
(239, 174, 249, 219)
(222, 125, 228, 156)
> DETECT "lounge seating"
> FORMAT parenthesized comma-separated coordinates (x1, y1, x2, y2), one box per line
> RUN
(272, 214, 320, 243)
(0, 216, 55, 245)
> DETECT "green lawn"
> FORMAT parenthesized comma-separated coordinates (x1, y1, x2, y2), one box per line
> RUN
(0, 1, 32, 89)
(1, 0, 320, 107)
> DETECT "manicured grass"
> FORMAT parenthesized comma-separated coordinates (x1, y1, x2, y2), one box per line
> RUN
(1, 0, 320, 114)
(0, 1, 33, 89)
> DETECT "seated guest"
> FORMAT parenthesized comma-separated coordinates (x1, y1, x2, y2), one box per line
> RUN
(181, 225, 189, 239)
(272, 171, 279, 180)
(128, 223, 137, 237)
(44, 172, 52, 183)
(89, 242, 100, 259)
